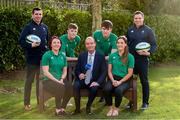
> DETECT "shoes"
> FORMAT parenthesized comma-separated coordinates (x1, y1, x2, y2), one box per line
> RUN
(106, 108, 113, 116)
(86, 107, 92, 115)
(107, 107, 119, 117)
(141, 103, 149, 110)
(24, 105, 32, 111)
(55, 109, 67, 116)
(112, 109, 119, 116)
(71, 109, 80, 115)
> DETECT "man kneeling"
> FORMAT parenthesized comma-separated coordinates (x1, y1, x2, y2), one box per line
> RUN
(73, 37, 107, 115)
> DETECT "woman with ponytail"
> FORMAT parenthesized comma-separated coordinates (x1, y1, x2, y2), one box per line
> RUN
(104, 36, 135, 116)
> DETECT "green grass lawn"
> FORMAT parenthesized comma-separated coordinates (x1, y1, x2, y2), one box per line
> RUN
(0, 64, 180, 119)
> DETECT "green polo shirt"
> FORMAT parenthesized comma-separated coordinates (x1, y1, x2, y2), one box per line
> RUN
(108, 52, 135, 77)
(93, 30, 118, 56)
(60, 34, 81, 57)
(41, 51, 67, 81)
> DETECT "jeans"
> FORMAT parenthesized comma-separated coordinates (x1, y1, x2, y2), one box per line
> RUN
(43, 79, 73, 109)
(103, 75, 130, 108)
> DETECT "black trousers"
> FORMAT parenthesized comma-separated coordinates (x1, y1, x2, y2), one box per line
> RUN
(24, 64, 40, 105)
(73, 80, 99, 111)
(43, 79, 73, 109)
(103, 75, 130, 108)
(134, 58, 149, 104)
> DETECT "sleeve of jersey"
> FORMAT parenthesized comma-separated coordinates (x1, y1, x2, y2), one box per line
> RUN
(41, 52, 50, 66)
(19, 25, 32, 49)
(108, 54, 113, 64)
(148, 29, 157, 54)
(76, 36, 81, 45)
(59, 36, 66, 55)
(63, 54, 67, 67)
(112, 34, 118, 49)
(128, 54, 135, 68)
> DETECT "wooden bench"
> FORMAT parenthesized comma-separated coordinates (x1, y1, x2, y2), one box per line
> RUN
(38, 60, 137, 112)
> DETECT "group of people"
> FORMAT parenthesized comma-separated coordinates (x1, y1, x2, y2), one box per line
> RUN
(19, 7, 157, 116)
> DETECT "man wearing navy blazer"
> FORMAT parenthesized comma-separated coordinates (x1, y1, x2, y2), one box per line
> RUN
(73, 36, 107, 115)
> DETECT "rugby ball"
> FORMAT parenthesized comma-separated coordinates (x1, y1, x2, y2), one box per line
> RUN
(135, 42, 150, 52)
(26, 34, 41, 44)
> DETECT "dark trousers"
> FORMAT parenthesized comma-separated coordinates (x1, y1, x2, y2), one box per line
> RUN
(134, 58, 149, 104)
(103, 75, 130, 108)
(73, 80, 99, 111)
(24, 64, 40, 105)
(43, 80, 73, 109)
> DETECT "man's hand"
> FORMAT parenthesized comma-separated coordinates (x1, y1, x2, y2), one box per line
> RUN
(90, 82, 99, 87)
(137, 51, 150, 56)
(32, 42, 40, 48)
(79, 73, 85, 80)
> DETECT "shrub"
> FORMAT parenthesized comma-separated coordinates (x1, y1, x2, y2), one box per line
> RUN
(0, 7, 179, 72)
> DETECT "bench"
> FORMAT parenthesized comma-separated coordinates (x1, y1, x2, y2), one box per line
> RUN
(38, 60, 137, 112)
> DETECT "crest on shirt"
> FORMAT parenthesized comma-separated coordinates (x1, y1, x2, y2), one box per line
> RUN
(33, 28, 36, 31)
(43, 27, 46, 31)
(131, 30, 134, 33)
(113, 56, 116, 59)
(51, 56, 54, 60)
(141, 30, 145, 34)
(97, 39, 100, 42)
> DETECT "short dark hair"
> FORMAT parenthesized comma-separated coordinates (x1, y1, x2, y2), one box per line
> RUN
(32, 7, 42, 14)
(68, 23, 78, 29)
(48, 36, 62, 50)
(101, 20, 113, 29)
(133, 11, 144, 18)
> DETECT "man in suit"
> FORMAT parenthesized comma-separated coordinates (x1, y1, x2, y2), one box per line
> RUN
(73, 36, 107, 115)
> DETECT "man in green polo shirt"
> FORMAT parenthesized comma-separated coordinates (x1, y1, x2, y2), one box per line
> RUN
(93, 20, 118, 59)
(60, 23, 81, 60)
(93, 20, 118, 102)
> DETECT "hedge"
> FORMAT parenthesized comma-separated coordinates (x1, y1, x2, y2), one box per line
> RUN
(0, 7, 180, 72)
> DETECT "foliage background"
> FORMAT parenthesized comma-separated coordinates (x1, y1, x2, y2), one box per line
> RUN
(0, 6, 180, 72)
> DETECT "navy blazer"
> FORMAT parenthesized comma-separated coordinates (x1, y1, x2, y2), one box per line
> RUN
(75, 51, 107, 86)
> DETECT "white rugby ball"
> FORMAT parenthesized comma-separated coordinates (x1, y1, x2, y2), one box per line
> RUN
(26, 34, 41, 44)
(135, 42, 150, 52)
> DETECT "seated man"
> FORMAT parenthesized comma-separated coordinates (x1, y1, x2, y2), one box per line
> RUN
(73, 36, 107, 115)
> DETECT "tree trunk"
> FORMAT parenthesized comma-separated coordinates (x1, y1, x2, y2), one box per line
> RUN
(91, 0, 102, 33)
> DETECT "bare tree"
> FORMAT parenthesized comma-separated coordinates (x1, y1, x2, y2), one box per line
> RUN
(91, 0, 102, 33)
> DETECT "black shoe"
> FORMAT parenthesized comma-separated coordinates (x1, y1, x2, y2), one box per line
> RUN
(72, 109, 80, 115)
(141, 103, 149, 110)
(98, 97, 105, 103)
(86, 107, 92, 115)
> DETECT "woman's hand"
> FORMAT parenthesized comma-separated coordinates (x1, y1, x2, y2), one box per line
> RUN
(112, 80, 123, 87)
(58, 79, 64, 85)
(112, 80, 118, 87)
